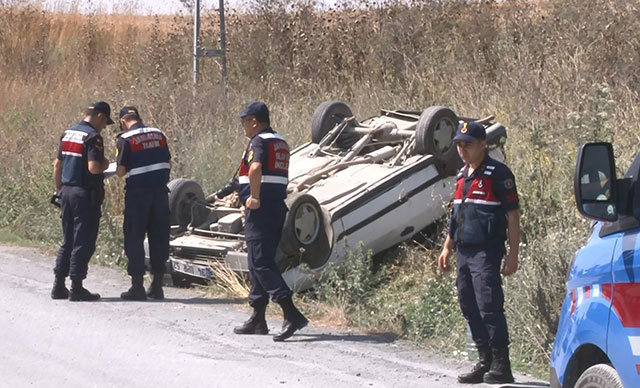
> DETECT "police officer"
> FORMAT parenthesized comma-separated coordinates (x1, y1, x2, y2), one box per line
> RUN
(437, 121, 520, 384)
(233, 101, 308, 342)
(115, 106, 171, 301)
(51, 101, 113, 301)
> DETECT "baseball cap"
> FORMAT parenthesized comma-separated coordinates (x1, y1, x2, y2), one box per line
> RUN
(88, 101, 115, 125)
(238, 101, 269, 123)
(453, 121, 486, 143)
(119, 106, 140, 120)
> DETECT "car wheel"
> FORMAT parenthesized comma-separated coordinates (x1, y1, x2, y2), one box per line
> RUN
(168, 178, 207, 232)
(311, 100, 359, 148)
(575, 364, 623, 388)
(415, 106, 461, 175)
(280, 194, 333, 270)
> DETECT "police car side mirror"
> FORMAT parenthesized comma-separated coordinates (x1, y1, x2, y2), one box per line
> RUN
(574, 142, 618, 222)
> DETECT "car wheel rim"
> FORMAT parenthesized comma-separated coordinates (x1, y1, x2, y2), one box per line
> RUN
(433, 118, 456, 154)
(294, 203, 320, 245)
(179, 193, 196, 223)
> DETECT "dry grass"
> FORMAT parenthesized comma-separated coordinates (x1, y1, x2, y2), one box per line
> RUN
(2, 0, 640, 377)
(207, 261, 250, 298)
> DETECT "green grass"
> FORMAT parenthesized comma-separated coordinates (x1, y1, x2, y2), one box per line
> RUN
(0, 228, 53, 248)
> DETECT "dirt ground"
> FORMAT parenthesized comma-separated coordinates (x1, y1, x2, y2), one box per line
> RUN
(0, 245, 546, 388)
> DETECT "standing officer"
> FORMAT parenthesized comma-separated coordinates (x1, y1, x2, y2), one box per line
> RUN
(115, 106, 171, 301)
(51, 101, 113, 301)
(437, 121, 520, 384)
(233, 101, 308, 342)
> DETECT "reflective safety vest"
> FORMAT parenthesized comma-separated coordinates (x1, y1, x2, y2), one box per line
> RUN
(451, 159, 508, 247)
(120, 127, 171, 188)
(59, 122, 102, 188)
(238, 130, 289, 204)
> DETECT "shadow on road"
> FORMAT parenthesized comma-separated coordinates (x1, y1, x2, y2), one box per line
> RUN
(290, 332, 398, 344)
(97, 297, 246, 305)
(169, 297, 247, 305)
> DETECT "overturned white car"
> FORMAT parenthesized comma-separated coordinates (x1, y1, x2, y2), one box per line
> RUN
(167, 101, 507, 290)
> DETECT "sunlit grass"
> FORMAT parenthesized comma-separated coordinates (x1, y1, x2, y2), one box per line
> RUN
(1, 0, 639, 378)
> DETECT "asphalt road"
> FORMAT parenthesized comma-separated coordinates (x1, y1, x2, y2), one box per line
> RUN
(0, 245, 546, 388)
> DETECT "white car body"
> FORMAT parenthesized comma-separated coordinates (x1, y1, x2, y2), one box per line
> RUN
(167, 104, 507, 290)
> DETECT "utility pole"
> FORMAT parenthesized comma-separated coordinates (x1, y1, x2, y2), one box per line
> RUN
(193, 0, 201, 88)
(193, 0, 227, 97)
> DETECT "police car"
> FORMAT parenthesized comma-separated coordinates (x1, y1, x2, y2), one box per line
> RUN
(166, 101, 508, 290)
(550, 142, 640, 388)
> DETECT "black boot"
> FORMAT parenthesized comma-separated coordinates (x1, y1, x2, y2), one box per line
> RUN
(273, 297, 308, 342)
(457, 346, 492, 384)
(121, 276, 147, 301)
(69, 279, 101, 302)
(51, 276, 69, 300)
(234, 303, 269, 335)
(483, 347, 515, 384)
(146, 273, 164, 300)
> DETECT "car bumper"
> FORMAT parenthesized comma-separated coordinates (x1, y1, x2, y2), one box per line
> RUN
(169, 253, 317, 292)
(170, 251, 249, 280)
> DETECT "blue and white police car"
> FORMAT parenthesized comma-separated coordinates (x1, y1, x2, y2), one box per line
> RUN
(550, 142, 640, 388)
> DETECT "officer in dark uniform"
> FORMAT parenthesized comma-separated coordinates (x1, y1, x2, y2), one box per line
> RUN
(51, 101, 113, 301)
(115, 106, 171, 301)
(438, 121, 520, 384)
(232, 101, 308, 342)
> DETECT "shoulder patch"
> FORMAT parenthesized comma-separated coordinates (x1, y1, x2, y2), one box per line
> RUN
(94, 136, 104, 152)
(504, 178, 514, 190)
(247, 149, 254, 163)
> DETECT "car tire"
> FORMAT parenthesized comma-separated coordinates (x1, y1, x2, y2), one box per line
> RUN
(168, 178, 207, 232)
(311, 100, 359, 148)
(415, 106, 461, 175)
(575, 364, 623, 388)
(279, 193, 333, 270)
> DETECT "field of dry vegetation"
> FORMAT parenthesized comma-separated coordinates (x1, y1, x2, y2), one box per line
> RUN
(2, 0, 640, 377)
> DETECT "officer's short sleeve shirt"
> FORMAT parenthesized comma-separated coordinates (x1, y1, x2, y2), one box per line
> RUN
(57, 137, 63, 160)
(248, 134, 268, 166)
(85, 132, 105, 162)
(491, 164, 519, 213)
(116, 134, 131, 169)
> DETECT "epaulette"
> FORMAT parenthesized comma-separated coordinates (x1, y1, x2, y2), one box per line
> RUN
(483, 164, 496, 176)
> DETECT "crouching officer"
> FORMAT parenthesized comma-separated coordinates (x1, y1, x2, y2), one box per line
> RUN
(115, 106, 171, 301)
(233, 101, 308, 342)
(437, 121, 520, 384)
(51, 101, 113, 301)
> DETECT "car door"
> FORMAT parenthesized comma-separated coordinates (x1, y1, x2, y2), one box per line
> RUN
(607, 226, 640, 387)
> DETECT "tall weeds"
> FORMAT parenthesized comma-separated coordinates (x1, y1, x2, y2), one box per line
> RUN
(2, 0, 640, 377)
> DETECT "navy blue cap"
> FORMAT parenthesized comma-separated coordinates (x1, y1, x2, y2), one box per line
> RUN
(88, 101, 115, 125)
(453, 121, 486, 142)
(238, 101, 269, 123)
(119, 106, 140, 120)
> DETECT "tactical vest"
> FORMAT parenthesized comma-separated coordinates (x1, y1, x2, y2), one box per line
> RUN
(59, 122, 102, 188)
(120, 127, 171, 188)
(238, 131, 289, 204)
(451, 160, 507, 247)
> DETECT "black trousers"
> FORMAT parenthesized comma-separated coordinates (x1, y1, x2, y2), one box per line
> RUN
(456, 245, 509, 348)
(246, 232, 292, 307)
(54, 186, 102, 280)
(123, 186, 170, 277)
